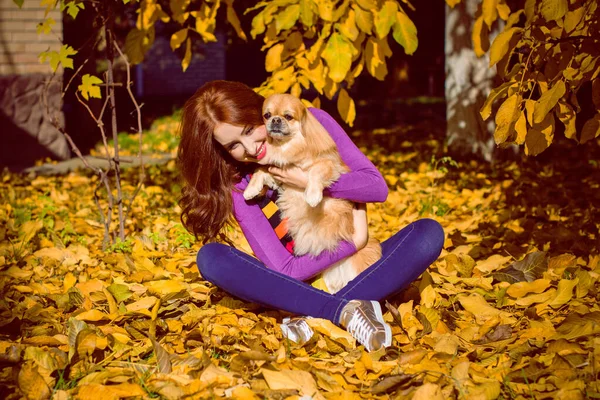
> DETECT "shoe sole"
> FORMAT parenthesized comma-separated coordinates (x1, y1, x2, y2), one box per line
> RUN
(369, 301, 392, 348)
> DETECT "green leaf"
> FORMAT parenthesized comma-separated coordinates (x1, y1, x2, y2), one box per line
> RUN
(322, 33, 353, 83)
(374, 0, 397, 39)
(533, 80, 566, 124)
(275, 4, 300, 33)
(511, 251, 548, 282)
(125, 27, 154, 65)
(13, 0, 24, 8)
(492, 268, 525, 284)
(489, 27, 522, 67)
(392, 11, 418, 55)
(78, 74, 103, 100)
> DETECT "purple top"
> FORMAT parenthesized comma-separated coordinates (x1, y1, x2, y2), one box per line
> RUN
(232, 108, 388, 281)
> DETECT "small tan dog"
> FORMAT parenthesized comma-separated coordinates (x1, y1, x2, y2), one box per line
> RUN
(243, 94, 381, 293)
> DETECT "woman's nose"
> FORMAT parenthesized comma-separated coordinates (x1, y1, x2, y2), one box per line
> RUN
(240, 137, 255, 156)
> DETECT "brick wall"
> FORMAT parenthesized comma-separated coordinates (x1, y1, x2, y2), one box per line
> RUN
(0, 0, 63, 74)
(0, 0, 68, 170)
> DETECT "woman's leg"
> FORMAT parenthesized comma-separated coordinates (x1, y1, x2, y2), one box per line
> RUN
(336, 218, 444, 301)
(197, 243, 350, 323)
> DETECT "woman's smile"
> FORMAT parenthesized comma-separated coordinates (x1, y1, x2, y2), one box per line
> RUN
(213, 123, 270, 164)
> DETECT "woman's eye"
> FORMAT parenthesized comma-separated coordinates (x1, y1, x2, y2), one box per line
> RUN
(263, 112, 271, 119)
(284, 114, 293, 121)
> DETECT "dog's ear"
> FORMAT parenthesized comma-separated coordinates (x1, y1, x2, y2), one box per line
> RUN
(301, 108, 337, 155)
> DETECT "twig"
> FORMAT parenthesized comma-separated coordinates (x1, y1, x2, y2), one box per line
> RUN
(105, 12, 125, 242)
(113, 33, 146, 226)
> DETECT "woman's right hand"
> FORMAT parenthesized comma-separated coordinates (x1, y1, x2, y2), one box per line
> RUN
(351, 203, 369, 250)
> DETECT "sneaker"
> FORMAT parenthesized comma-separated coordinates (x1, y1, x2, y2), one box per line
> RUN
(280, 317, 314, 344)
(339, 300, 392, 352)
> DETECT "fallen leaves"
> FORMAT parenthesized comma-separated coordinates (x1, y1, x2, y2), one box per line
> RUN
(1, 125, 599, 399)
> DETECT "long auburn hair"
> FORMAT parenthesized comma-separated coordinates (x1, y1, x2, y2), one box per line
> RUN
(177, 81, 265, 244)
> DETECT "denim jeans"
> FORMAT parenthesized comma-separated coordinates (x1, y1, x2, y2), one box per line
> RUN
(197, 218, 444, 324)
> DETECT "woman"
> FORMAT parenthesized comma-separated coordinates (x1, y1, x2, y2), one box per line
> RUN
(178, 80, 444, 352)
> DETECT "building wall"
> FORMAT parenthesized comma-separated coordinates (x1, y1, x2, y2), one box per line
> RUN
(0, 0, 69, 170)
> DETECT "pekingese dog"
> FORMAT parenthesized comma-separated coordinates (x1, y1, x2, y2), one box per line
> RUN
(243, 94, 381, 293)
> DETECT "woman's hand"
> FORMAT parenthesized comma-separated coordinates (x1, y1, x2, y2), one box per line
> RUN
(351, 203, 369, 250)
(268, 166, 309, 189)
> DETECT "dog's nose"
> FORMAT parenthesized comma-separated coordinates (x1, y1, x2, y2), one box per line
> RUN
(271, 116, 282, 126)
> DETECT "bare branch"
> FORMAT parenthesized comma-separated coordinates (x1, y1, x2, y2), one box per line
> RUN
(113, 33, 146, 225)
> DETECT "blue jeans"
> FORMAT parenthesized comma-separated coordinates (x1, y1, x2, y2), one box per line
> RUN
(197, 219, 444, 324)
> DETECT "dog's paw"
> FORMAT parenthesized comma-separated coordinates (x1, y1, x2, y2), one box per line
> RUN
(243, 186, 262, 200)
(304, 187, 323, 207)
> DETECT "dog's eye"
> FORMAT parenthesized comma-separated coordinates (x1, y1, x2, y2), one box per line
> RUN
(263, 112, 271, 120)
(284, 114, 293, 121)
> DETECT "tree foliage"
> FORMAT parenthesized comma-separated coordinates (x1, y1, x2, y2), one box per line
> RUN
(18, 0, 419, 128)
(452, 0, 600, 155)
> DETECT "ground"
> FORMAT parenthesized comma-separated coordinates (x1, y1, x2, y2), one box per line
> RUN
(0, 111, 599, 399)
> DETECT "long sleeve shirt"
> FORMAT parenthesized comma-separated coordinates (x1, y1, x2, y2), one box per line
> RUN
(232, 108, 388, 281)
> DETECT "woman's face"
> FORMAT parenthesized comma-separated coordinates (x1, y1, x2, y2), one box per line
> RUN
(213, 122, 271, 165)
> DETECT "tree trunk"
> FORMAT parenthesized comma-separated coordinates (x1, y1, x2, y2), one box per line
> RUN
(444, 0, 501, 162)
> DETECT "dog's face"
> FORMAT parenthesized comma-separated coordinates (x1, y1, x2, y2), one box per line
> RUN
(262, 94, 305, 141)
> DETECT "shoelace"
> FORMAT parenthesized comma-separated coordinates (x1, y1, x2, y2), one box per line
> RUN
(346, 310, 374, 350)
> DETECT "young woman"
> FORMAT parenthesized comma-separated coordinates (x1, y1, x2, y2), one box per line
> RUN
(178, 80, 444, 352)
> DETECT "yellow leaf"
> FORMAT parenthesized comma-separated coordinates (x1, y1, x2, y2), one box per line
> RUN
(548, 278, 579, 308)
(457, 293, 516, 325)
(580, 113, 600, 144)
(541, 0, 568, 22)
(322, 33, 354, 83)
(472, 16, 489, 57)
(299, 0, 315, 27)
(353, 4, 373, 34)
(77, 383, 146, 400)
(19, 220, 43, 245)
(17, 361, 51, 400)
(433, 333, 460, 355)
(564, 7, 586, 33)
(170, 28, 187, 50)
(494, 93, 521, 144)
(182, 38, 192, 72)
(261, 368, 318, 397)
(126, 296, 158, 312)
(75, 309, 110, 322)
(489, 27, 522, 67)
(306, 318, 356, 349)
(271, 65, 295, 93)
(200, 364, 237, 386)
(226, 4, 247, 40)
(412, 382, 444, 400)
(475, 254, 512, 274)
(525, 113, 554, 156)
(482, 0, 499, 27)
(392, 11, 418, 55)
(146, 279, 189, 297)
(515, 289, 556, 307)
(275, 4, 300, 33)
(480, 82, 514, 120)
(265, 43, 284, 72)
(506, 279, 551, 298)
(337, 88, 356, 127)
(446, 0, 461, 7)
(515, 110, 528, 144)
(533, 80, 565, 124)
(337, 9, 359, 41)
(497, 3, 511, 20)
(365, 37, 391, 80)
(374, 1, 397, 39)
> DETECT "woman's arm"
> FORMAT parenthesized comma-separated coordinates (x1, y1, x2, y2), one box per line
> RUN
(310, 108, 389, 203)
(232, 190, 357, 281)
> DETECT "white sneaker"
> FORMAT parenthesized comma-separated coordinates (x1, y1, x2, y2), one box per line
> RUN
(339, 300, 392, 352)
(280, 317, 314, 344)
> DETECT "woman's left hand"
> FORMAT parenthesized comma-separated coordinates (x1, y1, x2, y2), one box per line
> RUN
(268, 166, 309, 189)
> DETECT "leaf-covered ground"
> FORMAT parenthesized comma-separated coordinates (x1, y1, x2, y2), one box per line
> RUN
(1, 115, 599, 399)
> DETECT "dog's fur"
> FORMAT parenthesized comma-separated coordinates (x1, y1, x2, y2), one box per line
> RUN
(243, 94, 381, 293)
